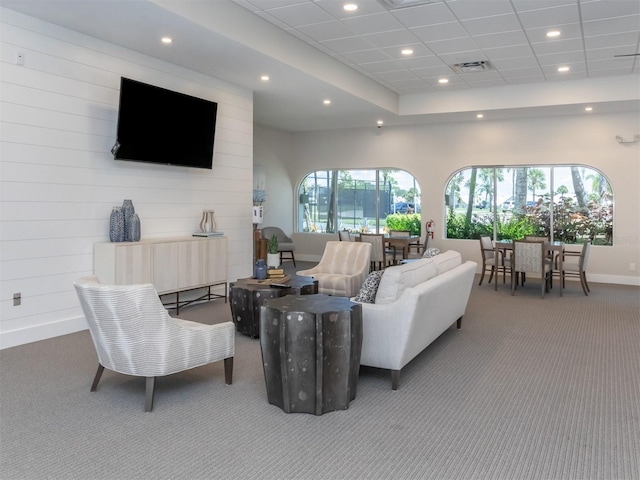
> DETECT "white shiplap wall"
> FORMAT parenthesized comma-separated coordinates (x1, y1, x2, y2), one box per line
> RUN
(0, 8, 254, 349)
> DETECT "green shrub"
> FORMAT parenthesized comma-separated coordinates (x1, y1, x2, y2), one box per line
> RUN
(385, 213, 422, 236)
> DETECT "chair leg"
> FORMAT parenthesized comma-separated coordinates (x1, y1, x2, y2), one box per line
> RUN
(580, 272, 589, 295)
(145, 377, 155, 412)
(390, 370, 400, 391)
(224, 357, 233, 385)
(90, 364, 105, 392)
(479, 268, 486, 285)
(456, 316, 462, 329)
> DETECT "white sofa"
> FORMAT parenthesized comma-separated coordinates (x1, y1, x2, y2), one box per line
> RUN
(352, 250, 477, 390)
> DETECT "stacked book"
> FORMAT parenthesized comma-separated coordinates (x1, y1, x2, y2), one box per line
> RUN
(267, 268, 286, 279)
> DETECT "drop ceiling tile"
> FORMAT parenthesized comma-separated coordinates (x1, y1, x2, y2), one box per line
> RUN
(491, 57, 539, 70)
(359, 59, 405, 74)
(483, 44, 536, 60)
(410, 22, 469, 43)
(474, 30, 529, 49)
(314, 0, 388, 18)
(339, 49, 392, 63)
(380, 43, 434, 59)
(412, 64, 462, 78)
(584, 16, 640, 36)
(585, 31, 640, 50)
(254, 11, 292, 29)
(296, 20, 355, 41)
(588, 58, 636, 73)
(525, 23, 583, 42)
(446, 0, 515, 20)
(507, 75, 546, 85)
(462, 13, 522, 36)
(263, 2, 335, 27)
(580, 0, 640, 21)
(320, 35, 376, 53)
(396, 55, 444, 70)
(341, 12, 406, 35)
(499, 66, 545, 78)
(426, 37, 480, 55)
(531, 37, 584, 55)
(587, 45, 638, 61)
(590, 67, 637, 78)
(385, 77, 430, 89)
(375, 69, 420, 81)
(243, 0, 308, 10)
(464, 78, 509, 88)
(390, 2, 458, 28)
(360, 28, 422, 48)
(544, 70, 588, 81)
(537, 51, 586, 66)
(516, 4, 580, 28)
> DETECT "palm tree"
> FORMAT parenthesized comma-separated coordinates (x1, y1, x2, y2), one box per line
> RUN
(528, 168, 547, 201)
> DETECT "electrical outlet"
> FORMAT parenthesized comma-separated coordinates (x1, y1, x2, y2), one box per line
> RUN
(13, 293, 21, 306)
(16, 51, 24, 66)
(630, 263, 636, 271)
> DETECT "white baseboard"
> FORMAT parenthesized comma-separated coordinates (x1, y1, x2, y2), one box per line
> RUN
(0, 316, 88, 350)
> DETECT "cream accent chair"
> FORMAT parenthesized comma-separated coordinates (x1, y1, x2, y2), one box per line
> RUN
(297, 241, 371, 297)
(74, 276, 235, 412)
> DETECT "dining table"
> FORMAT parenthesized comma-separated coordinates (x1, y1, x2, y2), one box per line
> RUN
(385, 235, 421, 263)
(494, 240, 565, 296)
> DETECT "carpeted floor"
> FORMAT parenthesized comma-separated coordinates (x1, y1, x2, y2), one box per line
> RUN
(1, 264, 638, 480)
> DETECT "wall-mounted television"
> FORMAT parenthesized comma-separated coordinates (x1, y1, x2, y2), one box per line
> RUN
(112, 77, 217, 169)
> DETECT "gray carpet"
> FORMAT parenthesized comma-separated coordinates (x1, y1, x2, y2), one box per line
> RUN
(1, 264, 639, 480)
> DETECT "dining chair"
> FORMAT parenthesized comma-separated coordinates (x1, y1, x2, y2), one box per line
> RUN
(338, 229, 352, 241)
(478, 235, 510, 288)
(359, 233, 395, 271)
(261, 226, 296, 267)
(388, 230, 412, 262)
(556, 240, 591, 295)
(511, 240, 553, 298)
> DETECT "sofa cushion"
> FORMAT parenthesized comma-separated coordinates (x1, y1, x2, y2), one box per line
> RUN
(353, 270, 385, 303)
(422, 247, 440, 258)
(431, 250, 462, 275)
(375, 258, 438, 304)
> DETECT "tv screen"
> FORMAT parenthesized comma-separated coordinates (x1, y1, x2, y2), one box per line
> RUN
(112, 77, 217, 169)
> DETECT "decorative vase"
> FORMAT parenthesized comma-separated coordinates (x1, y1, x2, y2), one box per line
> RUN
(127, 213, 141, 242)
(267, 253, 280, 269)
(109, 206, 125, 242)
(254, 259, 267, 280)
(199, 210, 216, 233)
(122, 199, 135, 240)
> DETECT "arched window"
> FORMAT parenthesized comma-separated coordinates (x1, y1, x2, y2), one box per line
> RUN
(297, 169, 422, 235)
(444, 165, 613, 245)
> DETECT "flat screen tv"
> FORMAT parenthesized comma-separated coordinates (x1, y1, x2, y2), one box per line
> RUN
(112, 77, 217, 169)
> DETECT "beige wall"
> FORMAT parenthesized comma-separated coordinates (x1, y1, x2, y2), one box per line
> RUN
(257, 112, 640, 285)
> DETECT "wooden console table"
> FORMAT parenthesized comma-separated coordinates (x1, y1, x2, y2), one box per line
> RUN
(94, 236, 228, 313)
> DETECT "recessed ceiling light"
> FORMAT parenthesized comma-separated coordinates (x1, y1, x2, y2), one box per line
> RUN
(261, 75, 270, 81)
(438, 78, 449, 84)
(161, 37, 172, 44)
(323, 99, 331, 105)
(377, 120, 384, 126)
(401, 48, 414, 56)
(547, 30, 561, 38)
(476, 113, 484, 119)
(343, 3, 358, 11)
(557, 66, 570, 72)
(585, 106, 593, 112)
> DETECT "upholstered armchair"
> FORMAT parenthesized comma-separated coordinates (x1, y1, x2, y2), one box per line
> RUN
(511, 240, 553, 298)
(261, 226, 296, 266)
(297, 241, 371, 297)
(74, 276, 235, 412)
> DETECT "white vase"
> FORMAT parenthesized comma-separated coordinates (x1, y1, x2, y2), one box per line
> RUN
(267, 253, 280, 268)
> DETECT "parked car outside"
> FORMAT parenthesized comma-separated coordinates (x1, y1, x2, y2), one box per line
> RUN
(392, 202, 420, 214)
(502, 199, 515, 212)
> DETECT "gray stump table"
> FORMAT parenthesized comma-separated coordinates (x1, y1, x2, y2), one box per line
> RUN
(229, 275, 318, 338)
(259, 294, 363, 415)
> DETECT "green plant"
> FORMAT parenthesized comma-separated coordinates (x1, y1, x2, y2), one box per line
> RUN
(385, 213, 422, 236)
(267, 234, 279, 254)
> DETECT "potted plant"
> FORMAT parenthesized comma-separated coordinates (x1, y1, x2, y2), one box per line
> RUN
(267, 234, 280, 268)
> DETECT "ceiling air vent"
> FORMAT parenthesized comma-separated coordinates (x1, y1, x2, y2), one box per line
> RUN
(451, 61, 494, 74)
(379, 0, 440, 9)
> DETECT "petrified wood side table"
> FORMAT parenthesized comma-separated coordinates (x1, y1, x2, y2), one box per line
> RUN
(259, 294, 363, 415)
(229, 275, 317, 338)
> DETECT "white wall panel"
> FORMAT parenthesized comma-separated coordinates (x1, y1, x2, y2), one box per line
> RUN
(0, 8, 254, 349)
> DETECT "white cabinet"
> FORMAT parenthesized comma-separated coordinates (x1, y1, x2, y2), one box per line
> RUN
(94, 236, 227, 295)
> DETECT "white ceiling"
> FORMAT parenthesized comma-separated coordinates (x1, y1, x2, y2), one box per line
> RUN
(2, 0, 639, 131)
